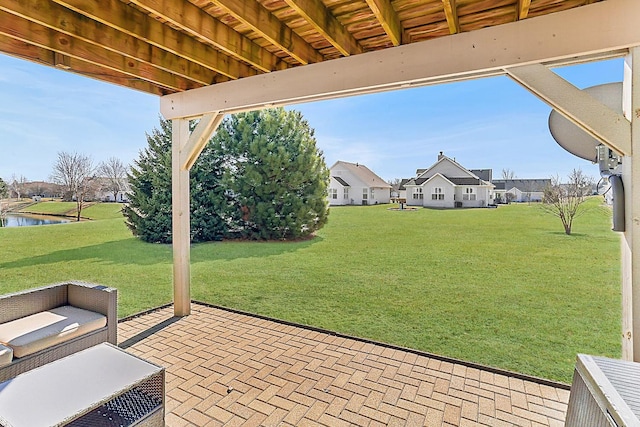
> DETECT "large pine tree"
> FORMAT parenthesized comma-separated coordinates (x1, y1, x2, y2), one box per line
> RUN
(125, 108, 329, 243)
(124, 118, 228, 243)
(217, 108, 329, 240)
(123, 119, 173, 243)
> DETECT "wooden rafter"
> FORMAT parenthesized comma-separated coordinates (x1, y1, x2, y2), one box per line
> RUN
(52, 0, 256, 80)
(365, 0, 402, 46)
(0, 11, 198, 92)
(442, 0, 460, 34)
(0, 0, 219, 87)
(282, 0, 363, 56)
(0, 35, 167, 95)
(161, 0, 640, 120)
(212, 0, 322, 65)
(517, 0, 532, 20)
(127, 0, 280, 73)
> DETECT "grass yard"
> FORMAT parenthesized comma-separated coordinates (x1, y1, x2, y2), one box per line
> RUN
(0, 199, 620, 382)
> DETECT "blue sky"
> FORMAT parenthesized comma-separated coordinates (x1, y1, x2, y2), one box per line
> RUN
(0, 53, 623, 183)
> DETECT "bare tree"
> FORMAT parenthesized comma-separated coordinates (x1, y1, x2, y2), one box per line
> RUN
(0, 178, 7, 227)
(501, 168, 516, 180)
(50, 152, 96, 221)
(8, 174, 27, 200)
(97, 157, 128, 202)
(541, 168, 594, 235)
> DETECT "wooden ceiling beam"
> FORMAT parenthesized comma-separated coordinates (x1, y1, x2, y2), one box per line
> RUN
(365, 0, 402, 46)
(0, 35, 169, 95)
(0, 11, 198, 92)
(282, 0, 363, 56)
(161, 0, 638, 119)
(517, 0, 532, 20)
(127, 0, 280, 73)
(52, 0, 255, 80)
(0, 0, 219, 86)
(212, 0, 323, 65)
(442, 0, 460, 34)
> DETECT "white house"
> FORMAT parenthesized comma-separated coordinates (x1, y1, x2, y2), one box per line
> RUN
(404, 153, 495, 208)
(328, 161, 391, 206)
(93, 177, 131, 203)
(492, 179, 551, 203)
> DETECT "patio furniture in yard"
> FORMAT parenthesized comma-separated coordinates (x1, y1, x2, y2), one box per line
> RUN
(0, 343, 165, 427)
(0, 281, 117, 382)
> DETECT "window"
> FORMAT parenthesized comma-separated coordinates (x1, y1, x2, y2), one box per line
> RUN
(329, 188, 337, 199)
(413, 188, 423, 199)
(362, 189, 368, 200)
(432, 187, 444, 200)
(370, 188, 375, 199)
(463, 188, 476, 201)
(343, 188, 349, 199)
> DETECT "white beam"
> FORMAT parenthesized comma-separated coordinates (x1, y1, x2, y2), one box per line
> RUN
(505, 64, 631, 156)
(161, 0, 640, 120)
(180, 112, 225, 170)
(622, 47, 640, 361)
(172, 118, 191, 316)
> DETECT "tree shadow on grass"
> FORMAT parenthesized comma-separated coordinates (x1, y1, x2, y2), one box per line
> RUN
(0, 236, 323, 271)
(546, 231, 588, 237)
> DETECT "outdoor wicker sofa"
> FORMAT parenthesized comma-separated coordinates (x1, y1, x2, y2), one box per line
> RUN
(0, 281, 117, 382)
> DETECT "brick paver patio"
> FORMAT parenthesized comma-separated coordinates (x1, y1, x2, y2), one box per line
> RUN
(118, 303, 570, 426)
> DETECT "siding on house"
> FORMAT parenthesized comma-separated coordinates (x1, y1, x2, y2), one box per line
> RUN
(328, 161, 391, 206)
(405, 153, 494, 208)
(492, 179, 551, 202)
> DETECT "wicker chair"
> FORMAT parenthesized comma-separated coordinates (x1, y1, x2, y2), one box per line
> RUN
(0, 281, 117, 382)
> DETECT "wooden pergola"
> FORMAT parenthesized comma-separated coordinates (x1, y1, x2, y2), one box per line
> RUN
(2, 0, 640, 362)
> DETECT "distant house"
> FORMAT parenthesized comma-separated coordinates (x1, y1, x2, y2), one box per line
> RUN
(404, 152, 495, 208)
(492, 179, 551, 203)
(93, 177, 130, 203)
(328, 161, 391, 206)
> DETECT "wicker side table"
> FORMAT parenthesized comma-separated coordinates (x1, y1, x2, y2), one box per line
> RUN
(0, 343, 164, 427)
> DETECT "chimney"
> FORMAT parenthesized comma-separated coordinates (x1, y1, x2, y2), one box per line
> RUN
(438, 151, 444, 160)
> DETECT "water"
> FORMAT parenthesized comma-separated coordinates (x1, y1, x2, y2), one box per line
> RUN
(1, 213, 71, 227)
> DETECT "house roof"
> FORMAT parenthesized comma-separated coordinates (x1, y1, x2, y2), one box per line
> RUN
(330, 161, 391, 189)
(407, 156, 495, 188)
(449, 178, 484, 186)
(493, 179, 551, 192)
(417, 154, 480, 181)
(333, 176, 350, 187)
(470, 169, 493, 182)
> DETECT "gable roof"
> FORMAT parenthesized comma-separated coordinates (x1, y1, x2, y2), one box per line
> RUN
(417, 155, 479, 180)
(470, 169, 492, 182)
(330, 161, 391, 189)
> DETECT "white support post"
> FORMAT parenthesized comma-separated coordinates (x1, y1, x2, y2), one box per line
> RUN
(622, 47, 640, 360)
(172, 118, 191, 316)
(171, 113, 225, 317)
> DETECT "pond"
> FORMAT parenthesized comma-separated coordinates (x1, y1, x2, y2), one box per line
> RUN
(1, 213, 71, 228)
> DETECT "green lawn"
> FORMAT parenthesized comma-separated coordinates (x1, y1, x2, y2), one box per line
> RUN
(21, 201, 78, 216)
(0, 199, 620, 383)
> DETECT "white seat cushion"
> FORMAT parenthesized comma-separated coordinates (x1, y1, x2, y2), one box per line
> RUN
(0, 306, 106, 358)
(0, 344, 12, 367)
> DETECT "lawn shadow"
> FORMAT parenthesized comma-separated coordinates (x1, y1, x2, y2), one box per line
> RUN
(546, 231, 588, 237)
(0, 235, 323, 271)
(191, 236, 322, 263)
